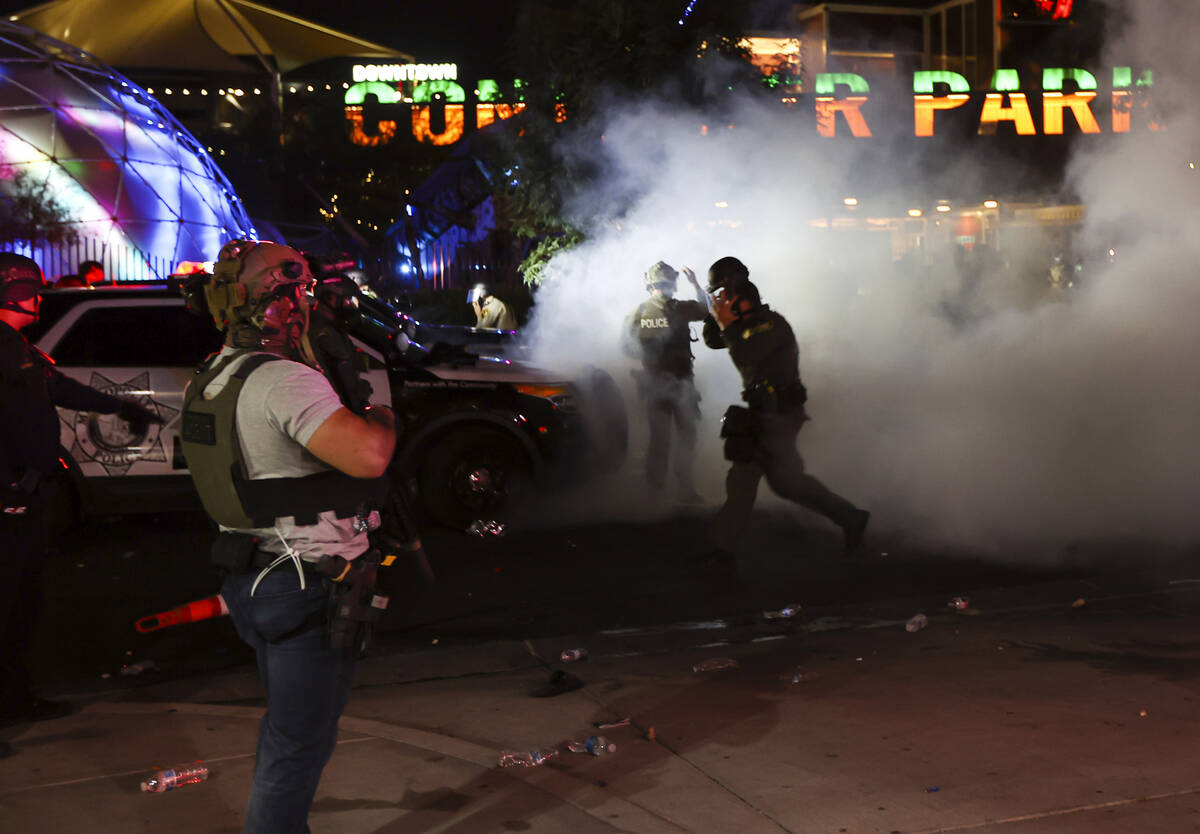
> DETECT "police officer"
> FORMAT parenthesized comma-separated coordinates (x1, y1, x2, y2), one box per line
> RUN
(0, 253, 159, 752)
(622, 261, 708, 501)
(471, 283, 517, 330)
(697, 256, 869, 569)
(178, 240, 396, 831)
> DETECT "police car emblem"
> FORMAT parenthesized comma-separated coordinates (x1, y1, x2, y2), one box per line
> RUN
(60, 372, 178, 476)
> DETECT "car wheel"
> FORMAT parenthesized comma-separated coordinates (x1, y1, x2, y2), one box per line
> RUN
(419, 427, 531, 530)
(576, 366, 627, 475)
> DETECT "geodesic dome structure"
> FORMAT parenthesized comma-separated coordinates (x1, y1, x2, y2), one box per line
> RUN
(0, 21, 255, 281)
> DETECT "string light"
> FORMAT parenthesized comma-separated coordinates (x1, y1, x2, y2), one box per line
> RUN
(677, 0, 701, 25)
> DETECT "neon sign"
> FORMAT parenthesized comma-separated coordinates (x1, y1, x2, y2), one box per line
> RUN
(816, 67, 1158, 139)
(344, 77, 529, 147)
(352, 63, 458, 83)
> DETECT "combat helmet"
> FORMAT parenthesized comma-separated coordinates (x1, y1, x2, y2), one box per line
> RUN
(205, 240, 315, 354)
(644, 260, 678, 290)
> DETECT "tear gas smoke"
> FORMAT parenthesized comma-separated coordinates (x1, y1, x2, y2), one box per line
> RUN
(524, 1, 1200, 557)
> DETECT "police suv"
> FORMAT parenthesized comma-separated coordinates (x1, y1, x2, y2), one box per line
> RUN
(27, 283, 625, 529)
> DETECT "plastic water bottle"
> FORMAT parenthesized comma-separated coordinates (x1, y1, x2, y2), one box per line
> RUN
(140, 763, 209, 792)
(905, 613, 928, 632)
(560, 648, 588, 663)
(497, 748, 557, 768)
(567, 735, 615, 756)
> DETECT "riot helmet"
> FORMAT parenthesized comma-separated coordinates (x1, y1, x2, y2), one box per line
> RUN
(0, 253, 46, 321)
(206, 240, 315, 359)
(645, 261, 678, 296)
(706, 256, 750, 295)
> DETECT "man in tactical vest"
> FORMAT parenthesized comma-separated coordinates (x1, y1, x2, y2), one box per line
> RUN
(695, 256, 870, 571)
(622, 261, 708, 502)
(178, 240, 396, 832)
(0, 254, 160, 755)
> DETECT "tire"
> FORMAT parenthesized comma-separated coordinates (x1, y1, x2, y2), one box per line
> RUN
(576, 366, 628, 475)
(419, 426, 531, 530)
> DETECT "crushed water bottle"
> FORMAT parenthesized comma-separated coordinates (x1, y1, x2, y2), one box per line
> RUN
(140, 763, 209, 792)
(763, 603, 801, 620)
(567, 735, 615, 756)
(467, 520, 506, 537)
(560, 648, 588, 663)
(692, 657, 739, 672)
(905, 613, 928, 632)
(497, 748, 557, 768)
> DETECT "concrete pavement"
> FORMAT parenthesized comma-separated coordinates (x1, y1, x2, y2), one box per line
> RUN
(4, 568, 1200, 833)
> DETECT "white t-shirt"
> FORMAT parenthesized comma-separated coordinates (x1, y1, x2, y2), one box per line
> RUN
(200, 347, 377, 562)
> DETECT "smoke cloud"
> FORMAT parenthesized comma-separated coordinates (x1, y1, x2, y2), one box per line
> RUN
(522, 0, 1200, 558)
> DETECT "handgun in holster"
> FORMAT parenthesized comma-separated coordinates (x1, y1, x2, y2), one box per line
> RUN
(720, 405, 760, 463)
(317, 549, 389, 657)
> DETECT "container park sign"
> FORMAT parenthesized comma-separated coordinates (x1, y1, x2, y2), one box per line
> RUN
(343, 66, 1159, 148)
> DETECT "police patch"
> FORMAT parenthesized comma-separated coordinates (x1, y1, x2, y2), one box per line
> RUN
(58, 371, 178, 476)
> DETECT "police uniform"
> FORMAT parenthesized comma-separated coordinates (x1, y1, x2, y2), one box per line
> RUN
(0, 264, 156, 726)
(475, 294, 517, 330)
(624, 280, 707, 497)
(702, 303, 868, 555)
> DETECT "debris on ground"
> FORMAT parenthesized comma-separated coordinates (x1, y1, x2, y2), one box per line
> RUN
(762, 603, 801, 620)
(560, 648, 588, 663)
(1072, 598, 1087, 608)
(119, 659, 159, 676)
(595, 718, 631, 729)
(905, 614, 928, 632)
(692, 658, 739, 673)
(780, 667, 821, 684)
(498, 749, 557, 767)
(467, 520, 506, 537)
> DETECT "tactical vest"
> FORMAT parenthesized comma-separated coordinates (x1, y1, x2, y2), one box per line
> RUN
(634, 298, 694, 378)
(179, 351, 388, 529)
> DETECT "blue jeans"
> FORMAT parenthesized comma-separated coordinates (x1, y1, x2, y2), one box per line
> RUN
(221, 564, 355, 834)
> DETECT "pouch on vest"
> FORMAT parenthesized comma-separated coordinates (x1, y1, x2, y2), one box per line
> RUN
(720, 404, 759, 463)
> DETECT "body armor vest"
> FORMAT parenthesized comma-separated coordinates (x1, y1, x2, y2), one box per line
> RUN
(179, 351, 388, 529)
(634, 297, 694, 379)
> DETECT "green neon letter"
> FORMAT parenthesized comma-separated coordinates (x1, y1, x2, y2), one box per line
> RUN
(413, 80, 466, 104)
(1043, 68, 1097, 92)
(913, 71, 970, 94)
(1112, 67, 1153, 88)
(990, 70, 1021, 92)
(816, 73, 870, 95)
(344, 81, 401, 106)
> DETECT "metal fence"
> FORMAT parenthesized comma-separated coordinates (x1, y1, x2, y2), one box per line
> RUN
(6, 237, 174, 283)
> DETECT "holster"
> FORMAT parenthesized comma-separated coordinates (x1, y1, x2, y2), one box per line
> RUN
(323, 550, 389, 658)
(720, 405, 760, 463)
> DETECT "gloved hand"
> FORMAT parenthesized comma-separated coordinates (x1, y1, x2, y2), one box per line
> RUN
(116, 399, 163, 435)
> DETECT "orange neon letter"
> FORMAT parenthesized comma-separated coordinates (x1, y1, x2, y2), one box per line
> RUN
(1112, 67, 1158, 133)
(411, 80, 467, 145)
(815, 73, 871, 138)
(912, 71, 969, 137)
(1042, 68, 1100, 135)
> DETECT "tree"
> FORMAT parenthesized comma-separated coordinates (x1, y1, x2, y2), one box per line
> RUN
(483, 0, 759, 285)
(0, 170, 80, 247)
